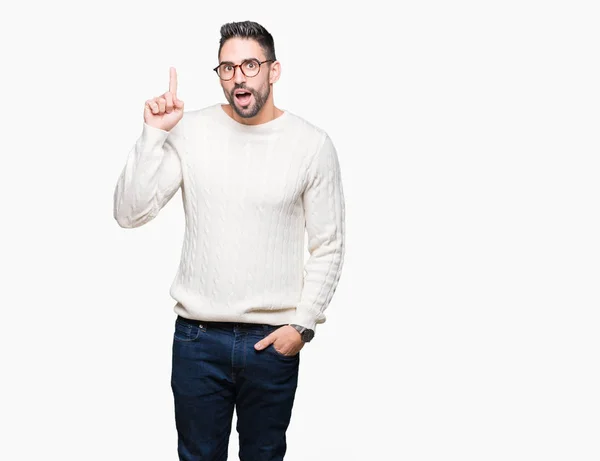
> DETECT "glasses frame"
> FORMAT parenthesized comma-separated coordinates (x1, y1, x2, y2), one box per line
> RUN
(213, 59, 275, 81)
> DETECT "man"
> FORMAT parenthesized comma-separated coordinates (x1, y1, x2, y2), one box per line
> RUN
(113, 20, 345, 461)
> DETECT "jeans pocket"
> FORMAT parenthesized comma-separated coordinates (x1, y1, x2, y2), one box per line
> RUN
(269, 342, 300, 359)
(174, 317, 206, 342)
(261, 325, 299, 359)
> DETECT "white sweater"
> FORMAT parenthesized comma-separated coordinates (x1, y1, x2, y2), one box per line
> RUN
(113, 103, 345, 332)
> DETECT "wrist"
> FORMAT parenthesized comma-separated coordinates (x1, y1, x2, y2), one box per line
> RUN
(288, 323, 315, 342)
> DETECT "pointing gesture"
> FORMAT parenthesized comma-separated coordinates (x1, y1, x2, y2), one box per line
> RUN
(169, 66, 178, 96)
(144, 66, 185, 132)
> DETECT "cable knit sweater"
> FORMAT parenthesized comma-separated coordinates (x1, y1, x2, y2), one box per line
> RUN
(113, 103, 345, 332)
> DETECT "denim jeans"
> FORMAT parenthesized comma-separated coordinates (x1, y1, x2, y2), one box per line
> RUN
(171, 315, 301, 461)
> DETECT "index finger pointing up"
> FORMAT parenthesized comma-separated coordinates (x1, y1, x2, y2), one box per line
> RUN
(169, 67, 178, 95)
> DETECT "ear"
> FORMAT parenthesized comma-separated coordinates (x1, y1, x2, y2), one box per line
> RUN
(269, 60, 281, 85)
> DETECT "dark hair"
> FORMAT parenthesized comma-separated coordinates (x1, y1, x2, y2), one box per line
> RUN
(218, 21, 276, 62)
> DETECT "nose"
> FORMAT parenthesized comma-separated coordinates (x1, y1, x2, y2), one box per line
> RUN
(233, 65, 247, 84)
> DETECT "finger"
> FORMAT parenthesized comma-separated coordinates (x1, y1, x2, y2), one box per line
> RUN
(157, 97, 166, 114)
(147, 99, 159, 114)
(174, 97, 184, 110)
(145, 100, 153, 115)
(164, 92, 174, 113)
(144, 102, 153, 118)
(255, 334, 275, 350)
(169, 67, 177, 96)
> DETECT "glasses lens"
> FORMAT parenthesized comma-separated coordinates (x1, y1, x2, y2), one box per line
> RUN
(218, 64, 233, 80)
(242, 59, 260, 77)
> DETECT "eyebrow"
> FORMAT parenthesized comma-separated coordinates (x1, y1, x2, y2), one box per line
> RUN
(219, 57, 260, 65)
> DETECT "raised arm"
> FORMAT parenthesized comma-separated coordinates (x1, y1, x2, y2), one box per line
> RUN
(113, 67, 185, 228)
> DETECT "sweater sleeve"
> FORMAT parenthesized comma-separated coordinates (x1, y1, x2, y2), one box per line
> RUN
(113, 122, 183, 228)
(292, 134, 346, 332)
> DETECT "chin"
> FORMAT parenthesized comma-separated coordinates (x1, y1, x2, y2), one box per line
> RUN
(234, 103, 261, 118)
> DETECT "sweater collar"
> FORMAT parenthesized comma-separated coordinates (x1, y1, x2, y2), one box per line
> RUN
(215, 104, 290, 134)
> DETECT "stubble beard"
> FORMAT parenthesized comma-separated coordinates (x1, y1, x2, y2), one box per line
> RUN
(228, 82, 270, 119)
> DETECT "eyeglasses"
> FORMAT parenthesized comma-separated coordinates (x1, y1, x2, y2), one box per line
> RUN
(213, 59, 274, 81)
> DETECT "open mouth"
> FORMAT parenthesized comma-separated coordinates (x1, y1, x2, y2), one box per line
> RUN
(234, 90, 253, 106)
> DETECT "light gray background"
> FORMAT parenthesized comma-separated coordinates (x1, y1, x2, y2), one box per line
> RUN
(1, 1, 598, 460)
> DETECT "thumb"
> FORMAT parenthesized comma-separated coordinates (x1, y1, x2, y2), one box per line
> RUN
(174, 97, 184, 110)
(255, 333, 275, 350)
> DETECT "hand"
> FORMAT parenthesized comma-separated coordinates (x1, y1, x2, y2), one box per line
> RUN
(144, 67, 185, 132)
(254, 325, 305, 356)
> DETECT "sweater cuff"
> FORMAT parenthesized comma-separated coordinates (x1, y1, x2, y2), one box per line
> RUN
(291, 307, 319, 332)
(140, 122, 170, 152)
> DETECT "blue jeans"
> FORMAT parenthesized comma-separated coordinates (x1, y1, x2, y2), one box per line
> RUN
(171, 315, 301, 461)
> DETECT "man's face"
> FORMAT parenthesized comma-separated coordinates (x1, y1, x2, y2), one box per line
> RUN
(218, 38, 274, 118)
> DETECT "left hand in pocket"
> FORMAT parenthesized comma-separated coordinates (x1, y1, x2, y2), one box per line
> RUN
(254, 325, 305, 356)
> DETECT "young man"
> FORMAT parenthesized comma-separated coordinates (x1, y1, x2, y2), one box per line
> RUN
(113, 21, 346, 460)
